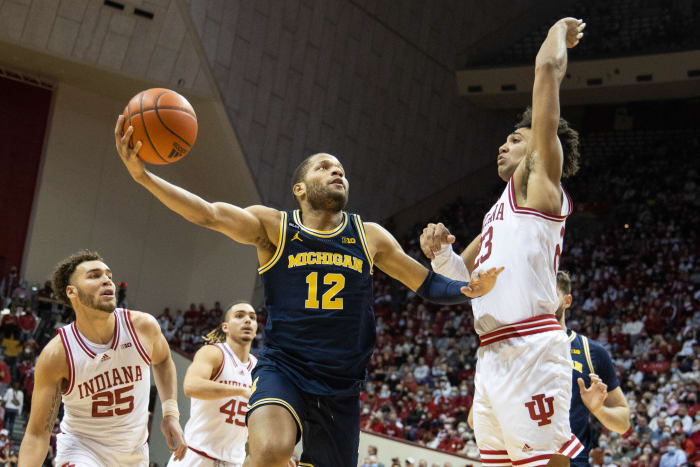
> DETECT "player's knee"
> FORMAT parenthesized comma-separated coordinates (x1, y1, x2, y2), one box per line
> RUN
(247, 440, 295, 467)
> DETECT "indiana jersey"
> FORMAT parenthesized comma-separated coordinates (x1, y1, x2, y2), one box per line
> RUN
(258, 209, 375, 396)
(182, 343, 257, 463)
(567, 330, 620, 464)
(471, 177, 573, 334)
(57, 308, 151, 452)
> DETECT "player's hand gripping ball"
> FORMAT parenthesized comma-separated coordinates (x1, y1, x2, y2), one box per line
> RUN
(121, 88, 198, 165)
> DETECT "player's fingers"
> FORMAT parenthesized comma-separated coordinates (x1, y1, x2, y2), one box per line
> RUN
(577, 377, 586, 391)
(120, 125, 133, 147)
(130, 140, 142, 157)
(461, 285, 476, 298)
(115, 114, 123, 138)
(447, 234, 456, 244)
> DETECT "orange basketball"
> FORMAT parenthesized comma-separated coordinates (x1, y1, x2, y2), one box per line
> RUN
(122, 88, 197, 165)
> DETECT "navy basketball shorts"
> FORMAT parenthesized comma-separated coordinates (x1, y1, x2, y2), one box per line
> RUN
(246, 362, 360, 467)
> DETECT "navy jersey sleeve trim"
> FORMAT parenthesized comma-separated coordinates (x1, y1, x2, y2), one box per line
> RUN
(258, 211, 288, 274)
(582, 336, 595, 374)
(588, 339, 621, 392)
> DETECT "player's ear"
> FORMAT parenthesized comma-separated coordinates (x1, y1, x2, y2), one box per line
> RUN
(66, 285, 77, 301)
(565, 294, 573, 309)
(293, 182, 306, 199)
(221, 322, 228, 334)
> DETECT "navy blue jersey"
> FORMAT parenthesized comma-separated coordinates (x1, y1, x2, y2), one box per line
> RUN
(568, 329, 620, 464)
(258, 210, 375, 396)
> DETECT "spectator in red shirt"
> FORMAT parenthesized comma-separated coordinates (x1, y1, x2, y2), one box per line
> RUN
(18, 307, 36, 341)
(0, 359, 9, 395)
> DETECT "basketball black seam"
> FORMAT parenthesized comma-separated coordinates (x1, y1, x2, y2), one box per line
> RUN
(154, 91, 194, 148)
(139, 91, 169, 164)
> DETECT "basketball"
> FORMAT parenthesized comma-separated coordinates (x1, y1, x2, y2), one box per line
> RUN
(121, 88, 198, 165)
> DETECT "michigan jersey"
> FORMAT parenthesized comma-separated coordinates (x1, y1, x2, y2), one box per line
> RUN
(568, 330, 620, 464)
(471, 177, 573, 335)
(258, 209, 375, 396)
(57, 308, 151, 453)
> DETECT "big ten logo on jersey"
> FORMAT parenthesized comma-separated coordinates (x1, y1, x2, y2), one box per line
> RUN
(77, 365, 144, 417)
(342, 236, 356, 244)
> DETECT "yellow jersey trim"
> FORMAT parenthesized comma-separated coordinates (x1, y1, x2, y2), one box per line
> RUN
(248, 397, 303, 434)
(582, 335, 595, 374)
(299, 463, 315, 467)
(568, 330, 576, 343)
(258, 212, 288, 274)
(293, 209, 348, 237)
(353, 214, 374, 274)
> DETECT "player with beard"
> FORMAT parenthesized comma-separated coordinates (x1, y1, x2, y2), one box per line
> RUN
(19, 250, 186, 466)
(115, 122, 503, 466)
(169, 302, 258, 466)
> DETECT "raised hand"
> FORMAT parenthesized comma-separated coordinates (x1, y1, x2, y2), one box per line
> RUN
(420, 223, 456, 259)
(461, 267, 504, 298)
(553, 17, 586, 48)
(578, 373, 607, 414)
(114, 114, 147, 183)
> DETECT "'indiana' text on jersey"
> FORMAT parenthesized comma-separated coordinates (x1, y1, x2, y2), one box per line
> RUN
(258, 210, 375, 396)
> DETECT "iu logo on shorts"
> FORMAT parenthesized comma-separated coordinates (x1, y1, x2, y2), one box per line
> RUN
(525, 393, 555, 426)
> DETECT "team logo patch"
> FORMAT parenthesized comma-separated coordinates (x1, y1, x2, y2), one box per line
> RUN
(525, 393, 555, 426)
(121, 342, 132, 349)
(571, 348, 581, 354)
(342, 237, 356, 244)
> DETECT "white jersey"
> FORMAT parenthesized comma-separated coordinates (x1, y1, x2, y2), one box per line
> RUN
(58, 308, 151, 453)
(471, 177, 573, 335)
(183, 343, 257, 464)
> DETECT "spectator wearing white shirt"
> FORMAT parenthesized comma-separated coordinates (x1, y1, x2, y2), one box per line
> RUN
(3, 381, 23, 434)
(413, 357, 430, 384)
(659, 439, 686, 467)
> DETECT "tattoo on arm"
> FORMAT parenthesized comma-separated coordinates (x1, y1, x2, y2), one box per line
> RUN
(44, 387, 61, 432)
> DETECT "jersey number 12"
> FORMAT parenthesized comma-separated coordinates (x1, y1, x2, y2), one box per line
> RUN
(305, 272, 345, 310)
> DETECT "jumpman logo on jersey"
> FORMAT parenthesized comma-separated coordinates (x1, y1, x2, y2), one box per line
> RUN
(291, 232, 303, 242)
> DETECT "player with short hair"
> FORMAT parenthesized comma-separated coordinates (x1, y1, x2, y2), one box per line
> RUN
(115, 119, 502, 466)
(169, 301, 258, 466)
(421, 17, 587, 467)
(18, 250, 186, 466)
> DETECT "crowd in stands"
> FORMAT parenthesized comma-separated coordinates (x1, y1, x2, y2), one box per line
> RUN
(4, 117, 698, 466)
(354, 128, 700, 465)
(468, 0, 700, 67)
(0, 270, 49, 464)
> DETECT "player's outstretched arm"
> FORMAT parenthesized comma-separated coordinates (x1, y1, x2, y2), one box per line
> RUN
(420, 223, 481, 279)
(114, 115, 279, 248)
(183, 345, 251, 400)
(18, 337, 66, 467)
(527, 18, 585, 210)
(133, 311, 187, 460)
(364, 222, 502, 301)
